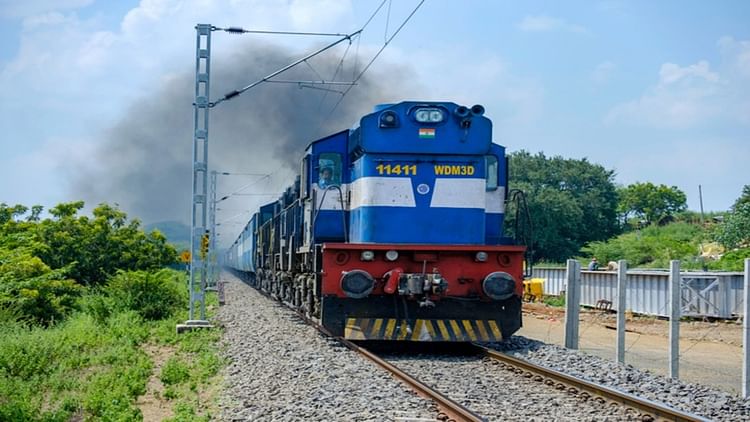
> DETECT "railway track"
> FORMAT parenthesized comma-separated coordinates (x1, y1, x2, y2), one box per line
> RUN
(308, 322, 709, 421)
(255, 281, 711, 421)
(471, 344, 710, 422)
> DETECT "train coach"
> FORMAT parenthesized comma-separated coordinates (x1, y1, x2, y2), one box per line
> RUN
(226, 101, 529, 342)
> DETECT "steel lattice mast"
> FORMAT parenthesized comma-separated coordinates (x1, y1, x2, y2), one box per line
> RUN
(188, 24, 212, 323)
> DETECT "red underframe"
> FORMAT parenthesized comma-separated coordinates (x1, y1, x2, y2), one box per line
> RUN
(321, 243, 526, 299)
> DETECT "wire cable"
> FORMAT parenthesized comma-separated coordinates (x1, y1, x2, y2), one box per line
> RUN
(323, 0, 426, 124)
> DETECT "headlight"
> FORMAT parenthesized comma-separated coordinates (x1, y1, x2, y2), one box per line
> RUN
(341, 270, 375, 299)
(482, 271, 516, 300)
(360, 250, 375, 261)
(385, 250, 399, 261)
(475, 251, 488, 262)
(414, 108, 444, 123)
(379, 111, 399, 128)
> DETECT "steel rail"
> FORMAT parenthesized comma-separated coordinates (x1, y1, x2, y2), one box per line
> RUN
(335, 337, 486, 422)
(472, 344, 711, 422)
(246, 281, 485, 421)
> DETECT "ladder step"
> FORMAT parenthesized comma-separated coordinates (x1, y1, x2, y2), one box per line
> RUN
(199, 49, 209, 58)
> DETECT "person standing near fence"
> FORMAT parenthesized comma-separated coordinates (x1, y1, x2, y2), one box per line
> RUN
(588, 257, 599, 271)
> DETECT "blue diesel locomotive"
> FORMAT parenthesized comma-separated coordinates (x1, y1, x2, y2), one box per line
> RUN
(226, 101, 527, 341)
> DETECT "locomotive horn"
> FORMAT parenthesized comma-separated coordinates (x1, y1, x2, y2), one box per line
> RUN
(470, 104, 485, 116)
(454, 105, 470, 118)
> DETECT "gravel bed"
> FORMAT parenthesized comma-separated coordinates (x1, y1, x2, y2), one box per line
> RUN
(216, 272, 438, 421)
(489, 336, 750, 421)
(384, 353, 640, 421)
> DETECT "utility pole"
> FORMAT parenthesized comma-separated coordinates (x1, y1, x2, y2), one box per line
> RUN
(177, 23, 360, 334)
(177, 24, 214, 333)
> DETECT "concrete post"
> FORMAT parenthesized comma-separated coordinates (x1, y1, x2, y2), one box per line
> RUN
(616, 260, 627, 364)
(669, 260, 681, 379)
(564, 259, 581, 349)
(743, 258, 750, 398)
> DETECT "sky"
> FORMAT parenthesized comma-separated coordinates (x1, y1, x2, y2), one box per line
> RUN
(1, 0, 748, 245)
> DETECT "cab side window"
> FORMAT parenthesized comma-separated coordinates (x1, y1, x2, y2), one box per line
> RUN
(318, 153, 342, 188)
(485, 155, 498, 190)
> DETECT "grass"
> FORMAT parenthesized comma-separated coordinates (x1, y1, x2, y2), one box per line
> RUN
(542, 295, 566, 307)
(0, 272, 224, 422)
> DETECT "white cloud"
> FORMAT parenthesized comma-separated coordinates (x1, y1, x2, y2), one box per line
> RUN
(605, 40, 750, 128)
(517, 15, 588, 34)
(718, 36, 750, 78)
(591, 61, 616, 84)
(658, 60, 718, 84)
(0, 0, 93, 18)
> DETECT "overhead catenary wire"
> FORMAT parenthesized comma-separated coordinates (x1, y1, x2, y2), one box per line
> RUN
(213, 26, 350, 37)
(325, 0, 427, 121)
(217, 174, 271, 201)
(210, 29, 362, 108)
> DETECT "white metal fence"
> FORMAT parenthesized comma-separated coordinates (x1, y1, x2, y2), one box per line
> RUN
(531, 267, 745, 318)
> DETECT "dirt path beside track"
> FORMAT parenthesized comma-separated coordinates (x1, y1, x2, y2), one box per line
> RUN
(519, 303, 744, 394)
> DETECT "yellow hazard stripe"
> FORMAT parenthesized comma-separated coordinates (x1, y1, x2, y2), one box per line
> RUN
(345, 318, 365, 340)
(397, 320, 409, 340)
(424, 320, 437, 340)
(449, 320, 463, 341)
(488, 320, 502, 340)
(436, 320, 451, 341)
(384, 318, 397, 339)
(410, 319, 424, 341)
(475, 320, 490, 341)
(344, 318, 504, 342)
(462, 320, 478, 341)
(370, 318, 383, 339)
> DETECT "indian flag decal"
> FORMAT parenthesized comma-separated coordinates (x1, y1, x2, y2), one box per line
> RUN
(418, 128, 435, 139)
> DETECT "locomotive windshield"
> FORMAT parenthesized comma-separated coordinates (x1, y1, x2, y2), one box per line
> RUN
(318, 153, 342, 188)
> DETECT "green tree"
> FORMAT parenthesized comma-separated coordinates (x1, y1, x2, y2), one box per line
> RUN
(618, 182, 687, 225)
(507, 151, 620, 262)
(714, 202, 750, 249)
(731, 185, 750, 211)
(35, 202, 177, 285)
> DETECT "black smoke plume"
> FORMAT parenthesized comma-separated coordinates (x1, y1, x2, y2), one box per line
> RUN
(70, 41, 417, 228)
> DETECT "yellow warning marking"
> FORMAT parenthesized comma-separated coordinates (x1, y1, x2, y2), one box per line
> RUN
(436, 320, 450, 340)
(475, 320, 490, 341)
(424, 320, 437, 340)
(462, 320, 478, 341)
(410, 319, 425, 341)
(370, 318, 383, 339)
(397, 320, 409, 340)
(449, 320, 463, 341)
(384, 318, 397, 339)
(345, 318, 365, 340)
(488, 320, 502, 340)
(359, 318, 372, 339)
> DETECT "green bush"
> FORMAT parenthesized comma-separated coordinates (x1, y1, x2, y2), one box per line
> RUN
(582, 222, 706, 268)
(78, 292, 114, 324)
(160, 357, 190, 386)
(0, 250, 83, 325)
(707, 247, 750, 271)
(543, 295, 566, 307)
(105, 269, 187, 321)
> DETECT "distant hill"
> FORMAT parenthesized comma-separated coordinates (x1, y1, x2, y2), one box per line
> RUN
(145, 220, 190, 251)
